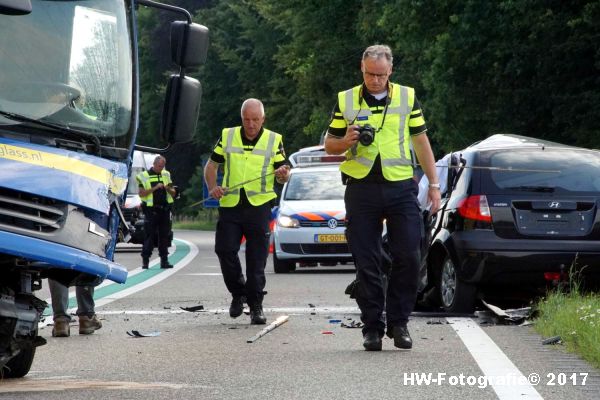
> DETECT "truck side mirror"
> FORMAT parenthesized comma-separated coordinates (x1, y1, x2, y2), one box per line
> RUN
(170, 21, 209, 68)
(0, 0, 31, 15)
(160, 75, 202, 144)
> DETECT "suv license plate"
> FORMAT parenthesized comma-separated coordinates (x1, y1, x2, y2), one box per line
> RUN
(315, 234, 346, 243)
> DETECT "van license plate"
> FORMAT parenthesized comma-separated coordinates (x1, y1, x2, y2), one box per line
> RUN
(315, 234, 346, 243)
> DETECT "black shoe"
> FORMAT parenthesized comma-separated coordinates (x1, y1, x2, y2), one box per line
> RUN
(250, 305, 266, 325)
(363, 331, 382, 351)
(160, 259, 173, 269)
(142, 258, 149, 269)
(229, 296, 245, 318)
(392, 325, 413, 349)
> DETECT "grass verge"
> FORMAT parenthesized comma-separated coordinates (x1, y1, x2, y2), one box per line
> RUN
(172, 219, 216, 231)
(534, 289, 600, 369)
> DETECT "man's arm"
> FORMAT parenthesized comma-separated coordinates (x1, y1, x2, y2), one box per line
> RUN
(203, 160, 225, 199)
(138, 184, 162, 198)
(323, 101, 359, 155)
(411, 133, 441, 214)
(324, 126, 361, 155)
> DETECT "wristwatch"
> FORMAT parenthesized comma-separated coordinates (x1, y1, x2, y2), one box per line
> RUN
(428, 183, 441, 189)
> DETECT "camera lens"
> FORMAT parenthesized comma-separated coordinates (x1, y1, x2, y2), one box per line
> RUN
(358, 124, 375, 146)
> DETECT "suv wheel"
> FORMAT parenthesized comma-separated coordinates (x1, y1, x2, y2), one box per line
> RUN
(438, 256, 477, 313)
(273, 250, 296, 273)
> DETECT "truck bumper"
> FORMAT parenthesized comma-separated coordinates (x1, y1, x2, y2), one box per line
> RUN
(0, 231, 128, 283)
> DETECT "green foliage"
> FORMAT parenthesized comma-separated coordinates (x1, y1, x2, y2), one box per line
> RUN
(138, 0, 600, 204)
(535, 291, 600, 369)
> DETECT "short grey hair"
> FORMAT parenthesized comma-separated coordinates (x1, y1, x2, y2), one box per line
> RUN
(153, 155, 166, 165)
(362, 44, 393, 65)
(240, 98, 265, 118)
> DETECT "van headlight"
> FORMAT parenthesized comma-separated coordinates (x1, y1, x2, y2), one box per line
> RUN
(278, 214, 300, 228)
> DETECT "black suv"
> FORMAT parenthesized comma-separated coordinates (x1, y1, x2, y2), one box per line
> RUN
(418, 134, 600, 312)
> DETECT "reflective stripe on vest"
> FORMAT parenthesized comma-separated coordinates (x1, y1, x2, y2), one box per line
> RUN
(136, 169, 174, 207)
(339, 83, 414, 180)
(220, 127, 280, 207)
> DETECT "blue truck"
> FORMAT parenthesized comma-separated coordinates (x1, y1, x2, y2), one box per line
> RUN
(0, 0, 208, 377)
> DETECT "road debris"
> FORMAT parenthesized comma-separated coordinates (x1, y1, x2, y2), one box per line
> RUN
(427, 319, 448, 325)
(542, 335, 562, 345)
(328, 319, 342, 323)
(127, 330, 161, 337)
(341, 320, 363, 329)
(247, 315, 289, 343)
(321, 331, 334, 335)
(479, 300, 533, 325)
(180, 305, 205, 312)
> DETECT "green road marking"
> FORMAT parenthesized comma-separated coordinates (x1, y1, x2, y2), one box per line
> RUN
(43, 239, 191, 316)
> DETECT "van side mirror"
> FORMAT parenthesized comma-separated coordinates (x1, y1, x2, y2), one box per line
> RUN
(171, 21, 209, 67)
(160, 75, 202, 144)
(0, 0, 31, 15)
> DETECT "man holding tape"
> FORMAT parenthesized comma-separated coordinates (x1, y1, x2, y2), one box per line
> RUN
(204, 98, 290, 325)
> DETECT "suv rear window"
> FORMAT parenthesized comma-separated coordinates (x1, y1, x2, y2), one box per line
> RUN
(482, 148, 600, 194)
(284, 170, 345, 200)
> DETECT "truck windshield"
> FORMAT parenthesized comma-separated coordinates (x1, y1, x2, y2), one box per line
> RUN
(0, 0, 133, 150)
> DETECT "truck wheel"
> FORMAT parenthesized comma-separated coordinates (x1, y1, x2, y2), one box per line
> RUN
(273, 250, 295, 273)
(3, 343, 36, 378)
(438, 256, 477, 313)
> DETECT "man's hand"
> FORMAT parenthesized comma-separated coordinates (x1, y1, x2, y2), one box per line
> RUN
(428, 188, 442, 215)
(154, 183, 164, 191)
(275, 165, 290, 183)
(343, 125, 360, 149)
(209, 186, 226, 199)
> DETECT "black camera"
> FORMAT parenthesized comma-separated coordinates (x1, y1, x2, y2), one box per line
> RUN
(357, 124, 376, 146)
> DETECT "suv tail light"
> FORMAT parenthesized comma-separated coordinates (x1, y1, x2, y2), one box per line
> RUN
(458, 195, 492, 223)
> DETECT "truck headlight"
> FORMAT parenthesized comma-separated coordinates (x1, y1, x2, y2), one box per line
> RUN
(278, 214, 300, 228)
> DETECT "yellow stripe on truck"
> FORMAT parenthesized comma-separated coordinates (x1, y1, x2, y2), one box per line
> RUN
(0, 142, 127, 195)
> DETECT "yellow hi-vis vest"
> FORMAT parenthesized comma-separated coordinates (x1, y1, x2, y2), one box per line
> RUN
(136, 169, 174, 207)
(338, 83, 415, 181)
(220, 127, 281, 207)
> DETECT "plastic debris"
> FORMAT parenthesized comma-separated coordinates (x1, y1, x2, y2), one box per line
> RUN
(321, 331, 334, 335)
(329, 319, 342, 323)
(542, 335, 562, 345)
(180, 305, 205, 312)
(247, 315, 289, 343)
(341, 320, 364, 329)
(126, 330, 161, 337)
(480, 300, 533, 325)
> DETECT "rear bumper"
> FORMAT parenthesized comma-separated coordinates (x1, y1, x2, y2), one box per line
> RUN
(0, 230, 128, 283)
(446, 230, 600, 287)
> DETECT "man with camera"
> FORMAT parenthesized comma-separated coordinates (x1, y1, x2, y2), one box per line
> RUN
(324, 44, 441, 351)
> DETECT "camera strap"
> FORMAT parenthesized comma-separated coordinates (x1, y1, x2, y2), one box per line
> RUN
(351, 83, 392, 132)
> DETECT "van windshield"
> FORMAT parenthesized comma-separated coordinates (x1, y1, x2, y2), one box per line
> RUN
(0, 0, 134, 149)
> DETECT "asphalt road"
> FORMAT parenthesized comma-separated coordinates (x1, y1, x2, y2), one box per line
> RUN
(1, 230, 599, 400)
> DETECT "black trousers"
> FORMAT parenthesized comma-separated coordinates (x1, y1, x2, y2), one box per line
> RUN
(141, 205, 171, 260)
(345, 179, 423, 335)
(215, 203, 271, 306)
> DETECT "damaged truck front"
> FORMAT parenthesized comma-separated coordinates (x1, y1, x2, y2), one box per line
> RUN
(0, 0, 207, 377)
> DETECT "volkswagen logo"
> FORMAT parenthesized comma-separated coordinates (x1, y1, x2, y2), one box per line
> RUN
(327, 219, 338, 229)
(548, 202, 561, 209)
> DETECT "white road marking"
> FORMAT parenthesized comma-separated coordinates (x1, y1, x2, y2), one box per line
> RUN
(182, 272, 223, 276)
(93, 306, 360, 315)
(448, 318, 543, 399)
